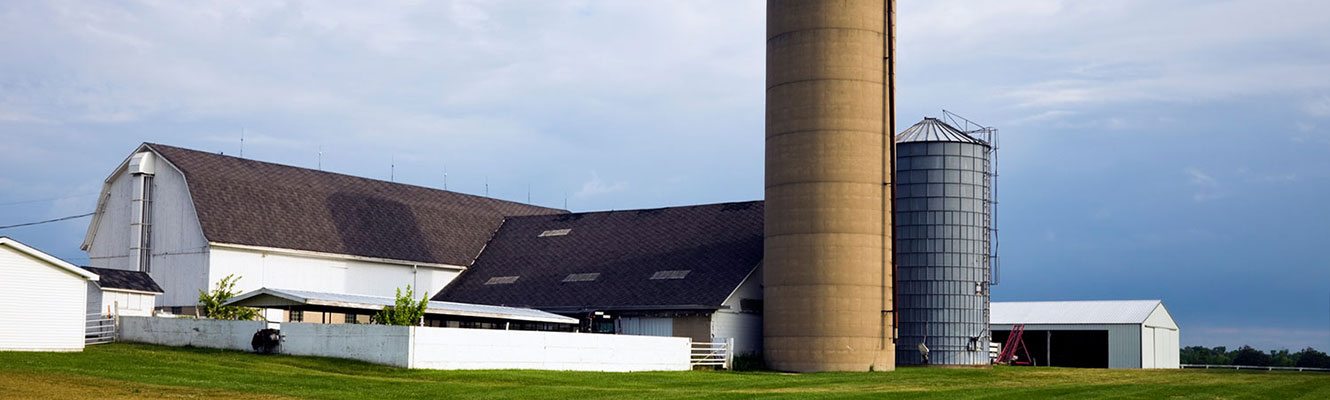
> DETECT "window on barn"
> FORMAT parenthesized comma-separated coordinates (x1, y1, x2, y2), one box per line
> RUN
(538, 229, 571, 237)
(650, 270, 691, 280)
(485, 276, 519, 285)
(562, 273, 600, 282)
(290, 310, 304, 322)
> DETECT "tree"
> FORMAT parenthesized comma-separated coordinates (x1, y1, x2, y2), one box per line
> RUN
(1296, 348, 1330, 368)
(375, 285, 428, 326)
(1231, 346, 1272, 366)
(197, 274, 258, 320)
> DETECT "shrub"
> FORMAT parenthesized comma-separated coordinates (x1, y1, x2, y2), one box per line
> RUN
(375, 285, 429, 326)
(197, 274, 259, 320)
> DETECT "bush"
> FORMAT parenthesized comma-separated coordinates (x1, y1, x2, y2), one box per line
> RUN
(731, 353, 766, 371)
(197, 274, 259, 320)
(375, 285, 428, 326)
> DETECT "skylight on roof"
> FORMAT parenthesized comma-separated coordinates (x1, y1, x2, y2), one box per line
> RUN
(650, 270, 691, 280)
(485, 276, 519, 285)
(562, 273, 600, 282)
(539, 229, 571, 237)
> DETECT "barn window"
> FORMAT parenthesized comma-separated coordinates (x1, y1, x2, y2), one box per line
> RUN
(562, 273, 600, 282)
(538, 229, 571, 237)
(290, 310, 304, 322)
(485, 276, 519, 285)
(650, 270, 691, 280)
(137, 175, 154, 273)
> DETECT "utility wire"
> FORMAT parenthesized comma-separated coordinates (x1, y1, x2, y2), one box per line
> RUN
(0, 192, 99, 207)
(0, 212, 95, 230)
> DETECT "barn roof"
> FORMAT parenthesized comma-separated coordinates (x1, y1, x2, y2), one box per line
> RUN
(140, 143, 565, 267)
(433, 201, 764, 313)
(991, 300, 1166, 325)
(80, 266, 163, 294)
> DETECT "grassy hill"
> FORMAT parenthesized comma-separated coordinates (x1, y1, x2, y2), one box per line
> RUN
(2, 343, 1328, 399)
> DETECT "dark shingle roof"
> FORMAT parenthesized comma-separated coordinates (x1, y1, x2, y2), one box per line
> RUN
(144, 143, 565, 266)
(81, 266, 164, 293)
(433, 201, 763, 312)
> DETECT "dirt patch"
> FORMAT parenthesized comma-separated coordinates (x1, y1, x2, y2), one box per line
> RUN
(0, 371, 297, 400)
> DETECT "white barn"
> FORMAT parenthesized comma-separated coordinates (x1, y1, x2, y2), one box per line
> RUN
(991, 300, 1180, 369)
(82, 143, 562, 320)
(82, 266, 164, 317)
(0, 237, 100, 352)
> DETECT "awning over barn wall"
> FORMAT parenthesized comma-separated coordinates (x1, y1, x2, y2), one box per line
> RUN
(226, 287, 578, 325)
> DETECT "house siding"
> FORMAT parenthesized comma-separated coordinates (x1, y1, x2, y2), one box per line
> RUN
(0, 246, 88, 351)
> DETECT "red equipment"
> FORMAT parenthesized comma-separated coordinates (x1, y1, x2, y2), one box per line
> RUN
(996, 324, 1035, 366)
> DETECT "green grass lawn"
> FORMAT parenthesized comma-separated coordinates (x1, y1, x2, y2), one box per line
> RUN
(2, 343, 1328, 399)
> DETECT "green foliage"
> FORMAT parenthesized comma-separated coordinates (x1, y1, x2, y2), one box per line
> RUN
(196, 274, 258, 321)
(1296, 348, 1330, 368)
(731, 353, 766, 372)
(374, 285, 428, 326)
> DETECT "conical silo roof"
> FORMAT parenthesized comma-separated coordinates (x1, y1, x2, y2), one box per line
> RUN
(897, 117, 987, 145)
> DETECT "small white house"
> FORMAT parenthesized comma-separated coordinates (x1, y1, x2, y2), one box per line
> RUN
(0, 237, 100, 352)
(81, 266, 163, 317)
(991, 300, 1180, 369)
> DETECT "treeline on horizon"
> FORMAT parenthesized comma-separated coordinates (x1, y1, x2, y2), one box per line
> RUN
(1182, 346, 1330, 368)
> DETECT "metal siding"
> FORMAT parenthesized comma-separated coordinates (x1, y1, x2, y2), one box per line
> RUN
(1141, 326, 1155, 368)
(621, 317, 673, 337)
(209, 247, 462, 301)
(0, 246, 87, 351)
(896, 140, 991, 366)
(87, 155, 210, 307)
(992, 324, 1141, 369)
(711, 312, 763, 355)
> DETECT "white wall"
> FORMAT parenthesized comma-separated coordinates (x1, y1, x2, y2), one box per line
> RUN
(86, 151, 211, 308)
(210, 247, 462, 300)
(87, 288, 157, 317)
(712, 264, 763, 355)
(0, 246, 89, 351)
(410, 327, 691, 372)
(280, 322, 412, 367)
(119, 316, 264, 351)
(1141, 304, 1180, 369)
(992, 323, 1141, 369)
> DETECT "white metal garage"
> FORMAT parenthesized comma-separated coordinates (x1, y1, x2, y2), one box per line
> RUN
(0, 237, 100, 352)
(991, 300, 1180, 369)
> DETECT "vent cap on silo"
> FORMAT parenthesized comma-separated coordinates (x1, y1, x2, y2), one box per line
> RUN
(897, 118, 987, 145)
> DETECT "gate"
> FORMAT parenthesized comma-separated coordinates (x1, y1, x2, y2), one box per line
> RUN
(690, 338, 733, 369)
(86, 312, 117, 345)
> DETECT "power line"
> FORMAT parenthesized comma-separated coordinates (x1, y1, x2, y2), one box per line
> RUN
(0, 192, 99, 207)
(0, 212, 95, 230)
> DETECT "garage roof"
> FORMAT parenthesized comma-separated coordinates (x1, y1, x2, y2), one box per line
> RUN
(80, 266, 164, 294)
(991, 300, 1164, 325)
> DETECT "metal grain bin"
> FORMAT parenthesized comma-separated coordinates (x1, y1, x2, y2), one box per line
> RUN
(894, 118, 992, 366)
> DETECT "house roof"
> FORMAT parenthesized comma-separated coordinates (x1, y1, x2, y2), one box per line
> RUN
(433, 201, 764, 312)
(991, 300, 1166, 325)
(141, 143, 565, 266)
(0, 237, 98, 281)
(225, 287, 578, 325)
(80, 266, 163, 294)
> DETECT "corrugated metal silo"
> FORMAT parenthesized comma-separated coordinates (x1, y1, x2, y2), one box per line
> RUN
(894, 117, 992, 366)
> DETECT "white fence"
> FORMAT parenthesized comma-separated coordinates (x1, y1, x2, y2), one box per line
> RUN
(85, 313, 116, 345)
(119, 317, 691, 372)
(690, 339, 733, 369)
(1182, 364, 1330, 372)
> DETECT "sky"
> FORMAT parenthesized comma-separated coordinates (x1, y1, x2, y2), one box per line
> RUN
(1, 0, 1329, 352)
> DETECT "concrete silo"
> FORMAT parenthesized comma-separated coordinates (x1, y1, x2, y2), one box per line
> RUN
(894, 117, 993, 366)
(764, 0, 897, 372)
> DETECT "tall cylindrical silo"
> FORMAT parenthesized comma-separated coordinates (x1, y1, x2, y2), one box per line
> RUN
(764, 0, 896, 372)
(894, 118, 992, 366)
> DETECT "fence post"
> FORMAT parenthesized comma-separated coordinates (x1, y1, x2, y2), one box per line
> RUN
(725, 337, 735, 370)
(113, 301, 120, 342)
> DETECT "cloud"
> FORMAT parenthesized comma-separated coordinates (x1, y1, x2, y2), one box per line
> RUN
(574, 171, 627, 200)
(1307, 95, 1330, 118)
(1184, 167, 1227, 202)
